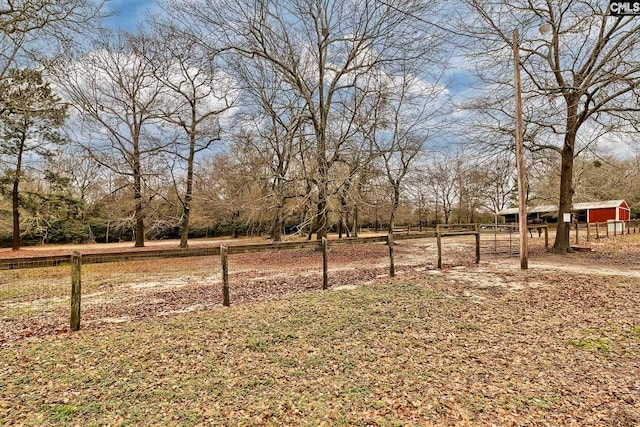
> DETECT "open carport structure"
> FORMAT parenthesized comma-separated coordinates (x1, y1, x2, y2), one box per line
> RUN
(498, 199, 630, 224)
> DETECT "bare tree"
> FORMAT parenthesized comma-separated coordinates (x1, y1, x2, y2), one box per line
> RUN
(334, 142, 375, 239)
(478, 152, 516, 223)
(0, 0, 107, 82)
(366, 67, 447, 238)
(405, 168, 432, 230)
(428, 155, 458, 225)
(145, 21, 237, 248)
(229, 53, 309, 242)
(173, 0, 445, 239)
(54, 31, 168, 247)
(462, 0, 640, 252)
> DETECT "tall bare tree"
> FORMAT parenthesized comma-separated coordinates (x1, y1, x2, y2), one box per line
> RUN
(172, 0, 445, 239)
(54, 31, 168, 247)
(428, 155, 458, 224)
(229, 53, 308, 242)
(478, 152, 516, 223)
(145, 22, 237, 248)
(367, 68, 447, 238)
(462, 0, 640, 252)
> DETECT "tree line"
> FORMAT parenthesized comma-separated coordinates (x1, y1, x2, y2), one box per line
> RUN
(1, 0, 639, 251)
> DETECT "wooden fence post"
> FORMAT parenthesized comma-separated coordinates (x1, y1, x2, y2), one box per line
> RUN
(575, 221, 579, 245)
(388, 233, 395, 277)
(221, 245, 230, 306)
(596, 222, 600, 239)
(544, 226, 549, 248)
(586, 223, 590, 243)
(70, 251, 82, 331)
(436, 233, 442, 269)
(322, 237, 328, 290)
(475, 227, 480, 264)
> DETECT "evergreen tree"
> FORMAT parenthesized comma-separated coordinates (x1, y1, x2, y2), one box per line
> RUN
(0, 68, 67, 249)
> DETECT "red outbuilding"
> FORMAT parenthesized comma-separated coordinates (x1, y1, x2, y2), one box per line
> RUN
(574, 200, 630, 223)
(498, 199, 631, 223)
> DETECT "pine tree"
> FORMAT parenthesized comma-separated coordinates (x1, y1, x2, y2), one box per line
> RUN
(0, 68, 67, 250)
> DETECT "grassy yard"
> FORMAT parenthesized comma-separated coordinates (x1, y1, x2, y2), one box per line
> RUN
(1, 268, 639, 426)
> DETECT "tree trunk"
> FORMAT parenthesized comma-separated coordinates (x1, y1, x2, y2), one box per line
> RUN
(179, 206, 190, 248)
(11, 138, 25, 251)
(314, 124, 329, 240)
(344, 210, 350, 238)
(389, 183, 400, 236)
(352, 205, 359, 238)
(552, 134, 576, 253)
(179, 130, 197, 248)
(271, 205, 283, 242)
(315, 181, 328, 240)
(133, 174, 145, 248)
(133, 212, 144, 247)
(12, 179, 20, 251)
(553, 116, 579, 253)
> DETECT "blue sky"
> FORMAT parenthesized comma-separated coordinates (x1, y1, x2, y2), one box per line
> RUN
(104, 0, 158, 29)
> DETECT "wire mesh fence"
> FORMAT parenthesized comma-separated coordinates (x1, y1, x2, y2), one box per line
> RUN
(0, 227, 536, 342)
(9, 223, 638, 345)
(1, 235, 449, 343)
(1, 262, 73, 343)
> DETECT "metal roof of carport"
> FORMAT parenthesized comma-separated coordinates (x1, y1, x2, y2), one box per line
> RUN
(497, 200, 628, 216)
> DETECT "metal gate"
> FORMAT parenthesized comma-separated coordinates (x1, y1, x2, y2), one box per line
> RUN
(479, 224, 520, 256)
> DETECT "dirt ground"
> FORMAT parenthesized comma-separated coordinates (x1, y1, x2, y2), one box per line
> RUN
(1, 230, 640, 345)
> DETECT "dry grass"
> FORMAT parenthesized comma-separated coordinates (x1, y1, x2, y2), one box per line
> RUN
(1, 272, 639, 426)
(1, 233, 639, 425)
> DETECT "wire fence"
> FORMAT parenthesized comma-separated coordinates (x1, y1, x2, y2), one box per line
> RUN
(1, 234, 432, 344)
(3, 222, 636, 345)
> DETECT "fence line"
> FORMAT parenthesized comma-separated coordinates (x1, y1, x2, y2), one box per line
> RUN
(5, 222, 637, 335)
(0, 233, 436, 271)
(4, 219, 639, 271)
(584, 220, 639, 242)
(57, 232, 471, 330)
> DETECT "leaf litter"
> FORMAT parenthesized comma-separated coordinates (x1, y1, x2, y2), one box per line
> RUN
(0, 235, 639, 425)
